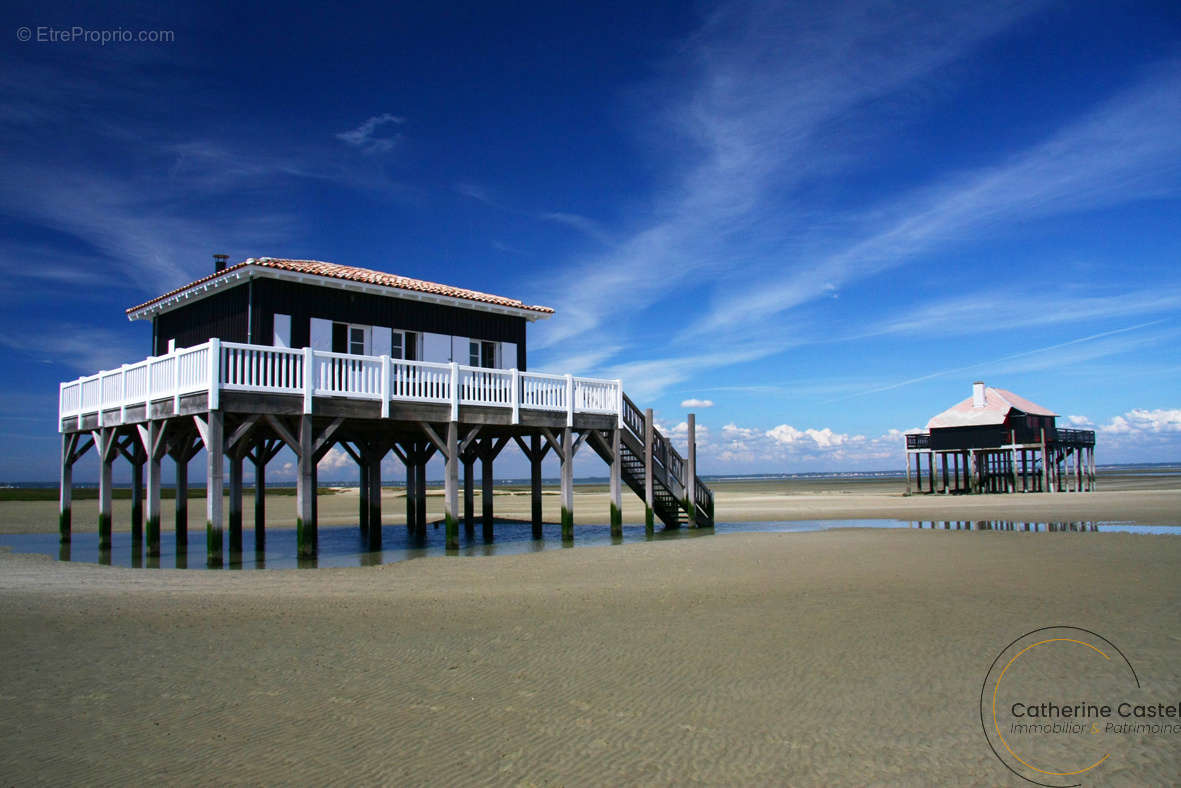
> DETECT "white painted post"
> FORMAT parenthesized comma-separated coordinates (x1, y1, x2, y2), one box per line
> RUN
(302, 346, 314, 414)
(449, 362, 460, 421)
(380, 355, 390, 418)
(97, 372, 105, 427)
(207, 338, 220, 411)
(172, 347, 181, 415)
(510, 368, 520, 424)
(616, 380, 624, 428)
(565, 374, 574, 427)
(119, 364, 128, 423)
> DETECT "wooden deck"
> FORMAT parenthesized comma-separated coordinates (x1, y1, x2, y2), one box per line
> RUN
(57, 340, 714, 565)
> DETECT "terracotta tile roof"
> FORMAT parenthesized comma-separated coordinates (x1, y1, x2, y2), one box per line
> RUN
(927, 385, 1057, 430)
(126, 257, 554, 317)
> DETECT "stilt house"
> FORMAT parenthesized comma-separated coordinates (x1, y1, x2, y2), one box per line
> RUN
(905, 381, 1095, 495)
(58, 256, 714, 567)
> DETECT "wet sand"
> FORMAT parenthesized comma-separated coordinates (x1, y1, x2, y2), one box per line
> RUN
(1, 476, 1179, 784)
(3, 470, 1179, 535)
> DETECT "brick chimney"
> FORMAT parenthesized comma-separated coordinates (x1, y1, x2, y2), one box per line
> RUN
(972, 381, 986, 408)
(213, 253, 229, 273)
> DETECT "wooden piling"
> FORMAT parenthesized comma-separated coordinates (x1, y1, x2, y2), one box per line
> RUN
(530, 434, 544, 539)
(228, 452, 243, 556)
(643, 408, 654, 534)
(96, 428, 114, 550)
(296, 414, 316, 559)
(130, 446, 144, 547)
(463, 455, 475, 537)
(367, 449, 383, 551)
(203, 410, 225, 567)
(481, 440, 495, 541)
(174, 446, 189, 549)
(609, 427, 623, 538)
(444, 421, 459, 550)
(58, 433, 76, 544)
(560, 427, 574, 540)
(358, 455, 370, 540)
(253, 450, 266, 553)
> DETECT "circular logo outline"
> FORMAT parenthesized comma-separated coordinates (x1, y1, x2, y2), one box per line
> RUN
(979, 626, 1139, 787)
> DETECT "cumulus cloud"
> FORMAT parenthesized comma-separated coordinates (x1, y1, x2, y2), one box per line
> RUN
(336, 113, 405, 154)
(681, 398, 715, 408)
(1099, 408, 1181, 435)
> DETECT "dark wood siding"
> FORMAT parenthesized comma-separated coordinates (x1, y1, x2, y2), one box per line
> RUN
(250, 279, 529, 369)
(152, 277, 530, 369)
(930, 418, 1058, 450)
(154, 285, 249, 355)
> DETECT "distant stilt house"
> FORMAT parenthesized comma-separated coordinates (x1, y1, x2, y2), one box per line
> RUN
(904, 382, 1096, 495)
(57, 255, 713, 567)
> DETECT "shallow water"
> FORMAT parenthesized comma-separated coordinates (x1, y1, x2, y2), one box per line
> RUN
(2, 518, 1178, 570)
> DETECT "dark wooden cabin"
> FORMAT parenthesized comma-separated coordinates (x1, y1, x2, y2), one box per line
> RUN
(128, 256, 552, 370)
(905, 381, 1095, 495)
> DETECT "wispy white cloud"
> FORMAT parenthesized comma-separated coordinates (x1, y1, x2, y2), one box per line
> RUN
(538, 212, 615, 246)
(692, 59, 1181, 339)
(530, 0, 1046, 391)
(336, 113, 405, 154)
(832, 320, 1175, 401)
(0, 324, 143, 374)
(856, 287, 1181, 340)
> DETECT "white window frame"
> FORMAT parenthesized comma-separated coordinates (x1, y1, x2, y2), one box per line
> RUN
(346, 323, 370, 356)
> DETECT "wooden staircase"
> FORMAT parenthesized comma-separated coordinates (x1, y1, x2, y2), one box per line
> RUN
(589, 393, 715, 528)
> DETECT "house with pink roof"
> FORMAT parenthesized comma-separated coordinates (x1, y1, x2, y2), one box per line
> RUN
(905, 382, 1095, 496)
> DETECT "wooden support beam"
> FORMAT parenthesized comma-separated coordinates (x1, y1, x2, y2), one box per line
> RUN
(609, 427, 622, 538)
(311, 418, 345, 462)
(59, 433, 79, 544)
(263, 414, 298, 450)
(172, 439, 190, 552)
(529, 434, 544, 538)
(560, 426, 574, 539)
(252, 439, 268, 554)
(93, 427, 117, 551)
(130, 443, 145, 547)
(444, 421, 459, 550)
(481, 438, 498, 541)
(203, 410, 225, 567)
(400, 443, 417, 533)
(905, 448, 912, 494)
(367, 449, 383, 551)
(463, 454, 475, 537)
(228, 451, 243, 556)
(358, 452, 370, 541)
(643, 408, 654, 534)
(136, 421, 166, 557)
(296, 414, 316, 558)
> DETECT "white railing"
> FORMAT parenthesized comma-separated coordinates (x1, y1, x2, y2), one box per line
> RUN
(59, 339, 624, 428)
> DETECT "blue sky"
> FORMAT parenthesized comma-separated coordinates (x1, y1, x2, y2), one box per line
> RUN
(2, 0, 1180, 482)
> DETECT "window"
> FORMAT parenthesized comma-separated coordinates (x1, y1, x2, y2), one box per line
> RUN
(333, 322, 370, 355)
(349, 326, 366, 355)
(469, 340, 496, 368)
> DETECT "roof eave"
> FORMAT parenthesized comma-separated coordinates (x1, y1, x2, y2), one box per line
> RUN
(127, 265, 554, 322)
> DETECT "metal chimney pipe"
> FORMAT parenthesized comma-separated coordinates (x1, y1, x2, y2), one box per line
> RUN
(213, 253, 229, 273)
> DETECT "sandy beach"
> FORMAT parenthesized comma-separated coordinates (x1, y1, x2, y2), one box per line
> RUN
(1, 476, 1179, 784)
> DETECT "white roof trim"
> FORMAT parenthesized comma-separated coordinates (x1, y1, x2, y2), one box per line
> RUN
(127, 266, 553, 323)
